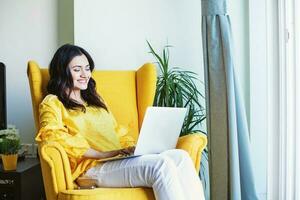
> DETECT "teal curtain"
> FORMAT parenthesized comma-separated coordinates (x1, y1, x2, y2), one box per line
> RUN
(201, 0, 259, 199)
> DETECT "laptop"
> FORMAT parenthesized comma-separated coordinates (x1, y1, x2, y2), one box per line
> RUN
(100, 106, 187, 162)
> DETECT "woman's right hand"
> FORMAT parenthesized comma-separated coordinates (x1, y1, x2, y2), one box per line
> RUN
(101, 149, 124, 158)
(119, 146, 135, 155)
(104, 146, 135, 158)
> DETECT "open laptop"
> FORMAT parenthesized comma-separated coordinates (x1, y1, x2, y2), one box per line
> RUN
(100, 106, 187, 162)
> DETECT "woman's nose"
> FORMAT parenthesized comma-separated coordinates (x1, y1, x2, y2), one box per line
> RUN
(80, 68, 87, 77)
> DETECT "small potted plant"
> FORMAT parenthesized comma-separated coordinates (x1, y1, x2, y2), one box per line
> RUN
(0, 128, 21, 170)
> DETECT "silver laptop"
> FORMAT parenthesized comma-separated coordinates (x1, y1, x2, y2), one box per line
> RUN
(101, 106, 187, 162)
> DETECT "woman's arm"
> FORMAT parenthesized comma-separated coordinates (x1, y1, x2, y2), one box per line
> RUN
(83, 147, 135, 159)
(37, 97, 92, 159)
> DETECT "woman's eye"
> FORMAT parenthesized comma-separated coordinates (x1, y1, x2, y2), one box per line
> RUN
(73, 69, 80, 72)
(85, 68, 91, 71)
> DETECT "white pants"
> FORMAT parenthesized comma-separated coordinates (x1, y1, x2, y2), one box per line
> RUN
(85, 149, 205, 200)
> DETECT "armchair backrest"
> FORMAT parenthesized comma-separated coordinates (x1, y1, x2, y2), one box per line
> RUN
(27, 61, 157, 140)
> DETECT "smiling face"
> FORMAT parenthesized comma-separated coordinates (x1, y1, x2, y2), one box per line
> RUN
(68, 54, 91, 91)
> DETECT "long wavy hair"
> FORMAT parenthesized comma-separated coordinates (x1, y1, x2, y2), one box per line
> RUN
(47, 44, 107, 112)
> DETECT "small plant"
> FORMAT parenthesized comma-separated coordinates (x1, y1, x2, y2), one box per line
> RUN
(0, 128, 21, 155)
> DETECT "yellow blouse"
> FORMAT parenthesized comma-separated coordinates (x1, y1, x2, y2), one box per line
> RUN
(35, 94, 135, 181)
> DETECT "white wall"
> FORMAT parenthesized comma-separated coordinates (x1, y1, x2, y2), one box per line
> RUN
(0, 0, 58, 143)
(74, 0, 204, 79)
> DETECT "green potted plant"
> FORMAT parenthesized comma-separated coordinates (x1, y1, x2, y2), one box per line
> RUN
(147, 41, 209, 198)
(0, 128, 21, 170)
(147, 41, 206, 135)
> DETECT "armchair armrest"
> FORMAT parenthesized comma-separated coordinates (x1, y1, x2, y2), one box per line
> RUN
(176, 133, 207, 172)
(39, 141, 74, 200)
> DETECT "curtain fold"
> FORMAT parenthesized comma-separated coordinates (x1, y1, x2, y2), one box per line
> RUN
(201, 0, 259, 199)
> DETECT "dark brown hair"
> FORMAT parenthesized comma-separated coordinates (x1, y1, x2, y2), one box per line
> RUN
(47, 44, 107, 112)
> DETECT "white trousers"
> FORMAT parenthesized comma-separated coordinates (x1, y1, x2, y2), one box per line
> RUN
(85, 149, 205, 200)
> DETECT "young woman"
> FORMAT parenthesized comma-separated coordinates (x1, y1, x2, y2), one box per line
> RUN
(36, 44, 204, 200)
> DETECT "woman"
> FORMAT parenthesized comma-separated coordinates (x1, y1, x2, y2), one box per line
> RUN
(36, 44, 204, 200)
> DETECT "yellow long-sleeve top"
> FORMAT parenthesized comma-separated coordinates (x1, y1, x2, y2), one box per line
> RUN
(35, 94, 135, 181)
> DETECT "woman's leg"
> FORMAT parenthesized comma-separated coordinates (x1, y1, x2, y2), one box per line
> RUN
(160, 149, 205, 200)
(85, 154, 185, 200)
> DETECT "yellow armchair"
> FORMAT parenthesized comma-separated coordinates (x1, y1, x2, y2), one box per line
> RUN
(27, 61, 207, 200)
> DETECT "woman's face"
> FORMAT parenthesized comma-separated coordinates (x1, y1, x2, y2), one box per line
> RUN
(68, 54, 91, 91)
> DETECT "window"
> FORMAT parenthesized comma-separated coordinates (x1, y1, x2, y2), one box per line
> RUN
(277, 0, 300, 199)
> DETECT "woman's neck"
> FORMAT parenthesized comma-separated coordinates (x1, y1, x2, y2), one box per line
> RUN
(68, 89, 85, 104)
